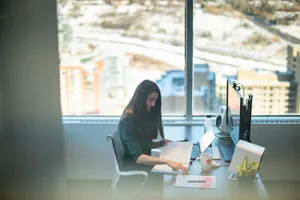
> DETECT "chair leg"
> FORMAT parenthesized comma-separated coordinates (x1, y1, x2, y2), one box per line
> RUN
(111, 173, 122, 199)
(111, 172, 148, 199)
(112, 172, 120, 188)
(132, 175, 148, 197)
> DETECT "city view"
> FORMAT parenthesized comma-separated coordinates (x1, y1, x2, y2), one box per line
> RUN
(57, 0, 300, 115)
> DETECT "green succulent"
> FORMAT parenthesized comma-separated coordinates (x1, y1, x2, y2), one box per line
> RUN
(237, 156, 260, 177)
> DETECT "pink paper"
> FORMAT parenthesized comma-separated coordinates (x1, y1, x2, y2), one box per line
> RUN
(200, 176, 213, 189)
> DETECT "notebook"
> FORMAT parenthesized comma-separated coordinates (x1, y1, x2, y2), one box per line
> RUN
(175, 175, 216, 189)
(151, 142, 193, 174)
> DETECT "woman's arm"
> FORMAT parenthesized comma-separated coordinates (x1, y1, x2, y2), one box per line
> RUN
(136, 154, 166, 165)
(136, 154, 187, 173)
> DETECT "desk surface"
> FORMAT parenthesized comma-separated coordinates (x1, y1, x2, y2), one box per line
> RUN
(162, 126, 269, 200)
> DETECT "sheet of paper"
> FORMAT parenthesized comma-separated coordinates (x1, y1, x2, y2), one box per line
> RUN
(151, 142, 192, 174)
(174, 175, 216, 189)
(151, 165, 183, 175)
(159, 142, 193, 164)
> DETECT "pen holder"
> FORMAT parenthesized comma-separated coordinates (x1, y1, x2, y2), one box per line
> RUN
(228, 140, 265, 183)
(237, 156, 259, 185)
(238, 173, 257, 183)
(237, 174, 258, 189)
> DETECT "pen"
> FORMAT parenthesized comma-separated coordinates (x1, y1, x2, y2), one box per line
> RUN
(187, 180, 206, 183)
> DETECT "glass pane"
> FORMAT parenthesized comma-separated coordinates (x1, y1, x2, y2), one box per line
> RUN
(57, 0, 185, 115)
(193, 1, 300, 115)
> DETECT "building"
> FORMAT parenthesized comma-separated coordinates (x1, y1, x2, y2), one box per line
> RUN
(216, 69, 297, 115)
(287, 44, 300, 71)
(156, 63, 216, 115)
(156, 70, 185, 114)
(215, 44, 300, 115)
(100, 52, 178, 115)
(60, 57, 103, 115)
(287, 44, 300, 113)
(100, 51, 130, 115)
(194, 63, 216, 114)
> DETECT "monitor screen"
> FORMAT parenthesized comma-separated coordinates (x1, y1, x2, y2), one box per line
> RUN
(244, 94, 253, 142)
(226, 79, 245, 145)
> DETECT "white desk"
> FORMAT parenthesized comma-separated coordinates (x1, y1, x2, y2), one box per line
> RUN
(163, 126, 269, 200)
(163, 159, 269, 200)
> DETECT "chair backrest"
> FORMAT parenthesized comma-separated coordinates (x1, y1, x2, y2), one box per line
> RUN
(107, 131, 124, 173)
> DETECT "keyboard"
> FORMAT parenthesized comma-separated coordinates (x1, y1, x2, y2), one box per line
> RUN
(191, 145, 221, 160)
(219, 144, 235, 162)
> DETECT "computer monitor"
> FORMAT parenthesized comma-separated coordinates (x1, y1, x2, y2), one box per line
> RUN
(244, 94, 253, 143)
(219, 79, 247, 162)
(226, 79, 246, 145)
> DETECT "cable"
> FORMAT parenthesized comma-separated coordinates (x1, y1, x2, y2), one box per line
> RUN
(233, 81, 245, 99)
(236, 83, 245, 99)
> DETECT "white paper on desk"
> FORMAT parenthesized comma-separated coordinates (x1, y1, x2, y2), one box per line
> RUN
(174, 175, 216, 189)
(151, 164, 189, 175)
(151, 142, 193, 174)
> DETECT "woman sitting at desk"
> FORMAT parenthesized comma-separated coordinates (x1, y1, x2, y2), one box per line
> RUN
(119, 80, 187, 174)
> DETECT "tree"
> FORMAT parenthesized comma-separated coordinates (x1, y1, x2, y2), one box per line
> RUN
(57, 0, 69, 7)
(103, 0, 113, 5)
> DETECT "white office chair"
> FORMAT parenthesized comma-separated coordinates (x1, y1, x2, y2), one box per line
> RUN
(106, 131, 148, 199)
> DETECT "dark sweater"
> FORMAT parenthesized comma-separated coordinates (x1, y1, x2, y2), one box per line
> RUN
(118, 113, 158, 171)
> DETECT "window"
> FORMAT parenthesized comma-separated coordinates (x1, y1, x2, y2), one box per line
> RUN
(58, 0, 300, 117)
(57, 0, 185, 115)
(193, 0, 300, 115)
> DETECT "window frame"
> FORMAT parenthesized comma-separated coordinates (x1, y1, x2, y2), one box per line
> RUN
(58, 0, 299, 119)
(62, 115, 300, 125)
(185, 0, 193, 120)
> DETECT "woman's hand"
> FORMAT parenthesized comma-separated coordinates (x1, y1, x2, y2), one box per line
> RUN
(166, 160, 188, 175)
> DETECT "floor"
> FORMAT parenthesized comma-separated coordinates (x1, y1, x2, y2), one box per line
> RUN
(64, 179, 300, 200)
(65, 180, 113, 200)
(263, 181, 300, 200)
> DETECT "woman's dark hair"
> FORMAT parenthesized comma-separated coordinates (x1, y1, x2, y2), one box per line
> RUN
(121, 80, 164, 139)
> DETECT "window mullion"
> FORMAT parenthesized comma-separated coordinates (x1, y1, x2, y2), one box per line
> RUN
(185, 0, 194, 120)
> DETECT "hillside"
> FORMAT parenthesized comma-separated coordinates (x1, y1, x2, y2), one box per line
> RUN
(58, 0, 291, 60)
(226, 0, 300, 40)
